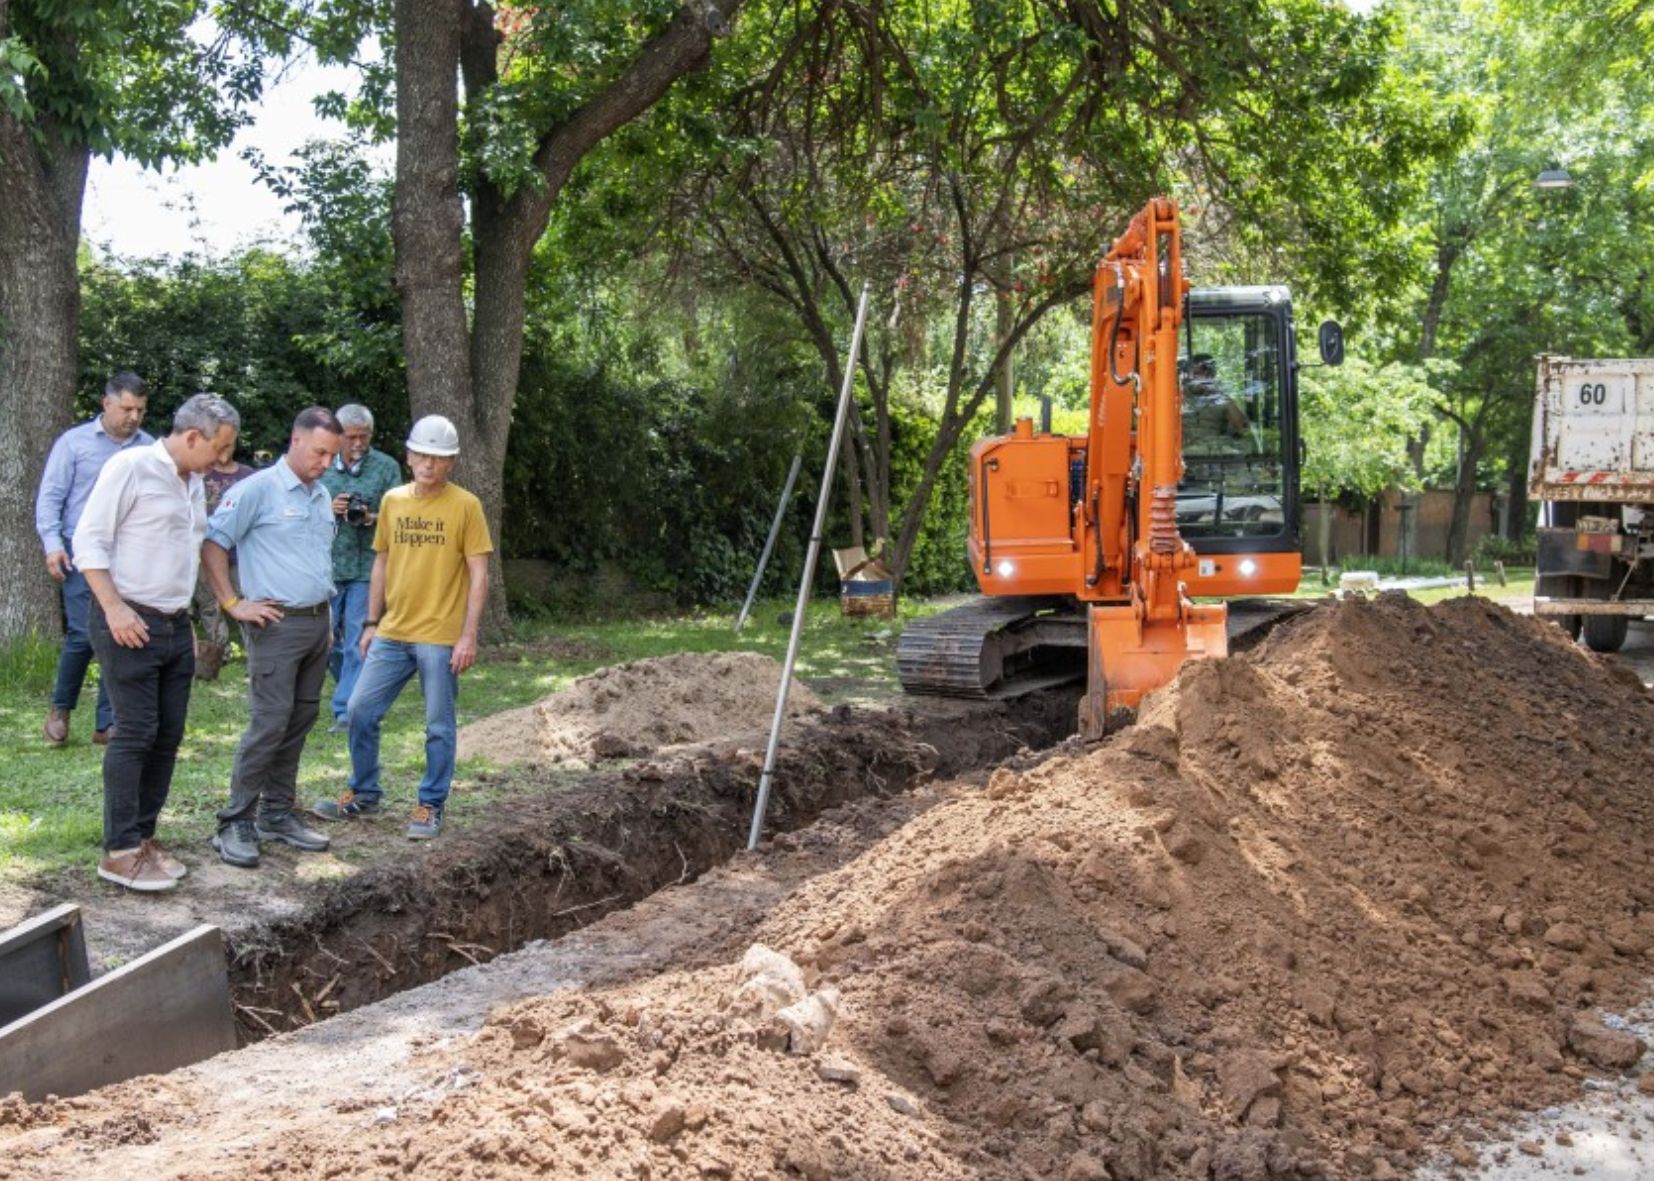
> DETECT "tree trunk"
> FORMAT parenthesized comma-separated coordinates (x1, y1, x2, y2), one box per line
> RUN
(391, 0, 743, 638)
(0, 28, 89, 642)
(1315, 489, 1333, 573)
(996, 286, 1015, 434)
(1504, 445, 1529, 541)
(1446, 433, 1486, 565)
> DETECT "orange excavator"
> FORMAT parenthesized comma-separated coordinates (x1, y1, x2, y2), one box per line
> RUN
(898, 197, 1342, 736)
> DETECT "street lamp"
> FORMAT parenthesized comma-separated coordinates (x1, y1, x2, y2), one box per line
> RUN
(1535, 168, 1574, 190)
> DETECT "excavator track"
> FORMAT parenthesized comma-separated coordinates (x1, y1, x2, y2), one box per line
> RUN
(897, 596, 1314, 701)
(897, 597, 1086, 700)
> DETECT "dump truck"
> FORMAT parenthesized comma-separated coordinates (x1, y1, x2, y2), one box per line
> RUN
(1529, 354, 1654, 652)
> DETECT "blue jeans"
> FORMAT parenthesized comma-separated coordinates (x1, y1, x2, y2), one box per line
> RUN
(52, 567, 115, 731)
(345, 638, 458, 809)
(329, 580, 371, 721)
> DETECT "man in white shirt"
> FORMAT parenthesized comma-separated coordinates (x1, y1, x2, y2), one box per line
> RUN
(75, 393, 242, 893)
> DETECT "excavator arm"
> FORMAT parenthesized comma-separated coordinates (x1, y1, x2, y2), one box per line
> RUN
(1077, 198, 1228, 734)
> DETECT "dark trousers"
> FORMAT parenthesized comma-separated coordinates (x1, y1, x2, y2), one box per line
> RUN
(89, 601, 195, 852)
(52, 565, 115, 730)
(218, 610, 331, 825)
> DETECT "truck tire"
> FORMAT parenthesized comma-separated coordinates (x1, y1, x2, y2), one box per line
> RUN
(1581, 570, 1628, 652)
(1582, 611, 1629, 652)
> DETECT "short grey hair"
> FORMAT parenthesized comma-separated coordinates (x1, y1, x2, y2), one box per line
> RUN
(105, 370, 147, 400)
(336, 404, 374, 431)
(172, 393, 241, 438)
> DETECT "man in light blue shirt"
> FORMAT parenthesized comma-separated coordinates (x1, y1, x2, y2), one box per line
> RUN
(201, 407, 342, 869)
(35, 371, 152, 747)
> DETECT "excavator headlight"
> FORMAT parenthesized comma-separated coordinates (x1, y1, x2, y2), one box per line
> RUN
(995, 559, 1016, 578)
(1238, 559, 1258, 577)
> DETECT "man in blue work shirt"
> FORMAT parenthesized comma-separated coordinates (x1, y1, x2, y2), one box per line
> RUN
(201, 406, 343, 869)
(321, 404, 402, 730)
(35, 371, 152, 746)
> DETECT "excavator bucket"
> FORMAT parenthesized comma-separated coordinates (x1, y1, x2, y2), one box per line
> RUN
(1077, 600, 1229, 738)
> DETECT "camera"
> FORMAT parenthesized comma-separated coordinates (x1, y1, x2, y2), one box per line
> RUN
(344, 492, 371, 525)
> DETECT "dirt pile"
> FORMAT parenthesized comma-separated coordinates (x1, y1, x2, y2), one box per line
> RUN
(456, 650, 824, 767)
(8, 595, 1654, 1180)
(209, 594, 1652, 1180)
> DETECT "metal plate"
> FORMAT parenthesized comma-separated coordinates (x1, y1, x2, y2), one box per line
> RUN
(0, 904, 90, 1028)
(0, 925, 236, 1101)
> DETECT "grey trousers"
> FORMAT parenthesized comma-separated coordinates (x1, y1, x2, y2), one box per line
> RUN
(217, 610, 331, 826)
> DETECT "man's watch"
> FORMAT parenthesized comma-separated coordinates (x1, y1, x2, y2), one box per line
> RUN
(363, 619, 379, 627)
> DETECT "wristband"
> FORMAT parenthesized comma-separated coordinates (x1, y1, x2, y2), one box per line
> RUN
(221, 596, 241, 611)
(363, 619, 380, 627)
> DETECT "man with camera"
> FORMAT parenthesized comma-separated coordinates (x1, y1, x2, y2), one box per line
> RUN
(321, 405, 401, 730)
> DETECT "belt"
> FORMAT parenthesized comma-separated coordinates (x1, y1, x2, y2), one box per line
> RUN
(127, 601, 190, 621)
(281, 602, 330, 617)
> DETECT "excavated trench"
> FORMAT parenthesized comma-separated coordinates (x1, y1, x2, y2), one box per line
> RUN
(226, 693, 1079, 1041)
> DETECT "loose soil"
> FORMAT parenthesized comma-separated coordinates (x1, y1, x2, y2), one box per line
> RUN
(455, 651, 825, 768)
(228, 691, 1072, 1038)
(6, 595, 1654, 1181)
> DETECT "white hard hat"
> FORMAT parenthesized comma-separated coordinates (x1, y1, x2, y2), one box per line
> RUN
(406, 414, 460, 457)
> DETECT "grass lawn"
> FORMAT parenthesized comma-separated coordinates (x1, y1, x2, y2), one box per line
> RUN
(0, 598, 933, 886)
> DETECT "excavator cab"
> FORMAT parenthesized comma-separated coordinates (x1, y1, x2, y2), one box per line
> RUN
(1176, 286, 1306, 597)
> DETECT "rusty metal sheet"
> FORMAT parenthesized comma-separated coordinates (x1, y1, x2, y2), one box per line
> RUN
(1530, 356, 1654, 503)
(1533, 598, 1654, 616)
(0, 904, 90, 1027)
(0, 925, 236, 1101)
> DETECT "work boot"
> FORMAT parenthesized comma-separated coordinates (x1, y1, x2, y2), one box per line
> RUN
(98, 846, 176, 893)
(254, 811, 331, 852)
(141, 836, 187, 880)
(312, 790, 381, 821)
(93, 725, 115, 746)
(211, 820, 261, 869)
(406, 804, 443, 841)
(44, 707, 70, 746)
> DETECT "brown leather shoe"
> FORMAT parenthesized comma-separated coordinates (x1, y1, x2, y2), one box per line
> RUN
(44, 707, 70, 745)
(97, 846, 176, 893)
(93, 725, 115, 745)
(140, 837, 187, 880)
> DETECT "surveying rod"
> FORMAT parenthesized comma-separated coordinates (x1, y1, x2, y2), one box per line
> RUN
(746, 283, 871, 850)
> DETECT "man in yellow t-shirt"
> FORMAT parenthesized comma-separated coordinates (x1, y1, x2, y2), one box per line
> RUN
(311, 415, 493, 840)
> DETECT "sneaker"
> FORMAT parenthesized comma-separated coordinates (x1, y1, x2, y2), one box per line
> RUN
(312, 790, 381, 821)
(44, 707, 69, 746)
(141, 836, 187, 880)
(211, 820, 260, 869)
(327, 717, 346, 735)
(254, 811, 331, 852)
(406, 804, 443, 841)
(93, 725, 115, 746)
(98, 846, 176, 892)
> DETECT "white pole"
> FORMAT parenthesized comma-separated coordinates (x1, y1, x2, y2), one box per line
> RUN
(734, 451, 804, 632)
(746, 283, 871, 851)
